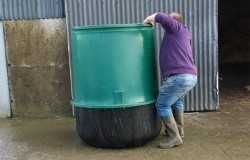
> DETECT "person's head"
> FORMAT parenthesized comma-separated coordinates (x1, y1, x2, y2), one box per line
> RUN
(169, 12, 183, 24)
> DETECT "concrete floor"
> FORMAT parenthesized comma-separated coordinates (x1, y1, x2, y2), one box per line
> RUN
(0, 110, 249, 160)
(0, 71, 249, 160)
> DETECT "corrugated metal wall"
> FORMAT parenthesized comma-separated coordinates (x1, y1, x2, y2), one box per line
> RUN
(0, 0, 65, 20)
(65, 0, 218, 112)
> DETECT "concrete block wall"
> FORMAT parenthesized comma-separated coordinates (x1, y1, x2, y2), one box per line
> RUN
(4, 19, 72, 117)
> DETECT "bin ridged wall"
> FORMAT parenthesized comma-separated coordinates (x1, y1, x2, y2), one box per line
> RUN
(71, 24, 161, 148)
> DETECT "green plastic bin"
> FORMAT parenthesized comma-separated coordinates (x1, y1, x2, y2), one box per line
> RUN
(71, 23, 158, 108)
(71, 24, 161, 148)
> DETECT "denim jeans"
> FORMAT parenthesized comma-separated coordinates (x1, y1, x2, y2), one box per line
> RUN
(156, 74, 197, 117)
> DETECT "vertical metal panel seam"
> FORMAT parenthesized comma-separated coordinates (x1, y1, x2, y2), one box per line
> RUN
(64, 0, 74, 115)
(214, 0, 219, 109)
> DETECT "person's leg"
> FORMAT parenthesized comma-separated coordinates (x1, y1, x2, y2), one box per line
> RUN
(171, 74, 197, 138)
(156, 76, 183, 148)
(159, 114, 182, 148)
(172, 98, 184, 138)
(156, 74, 197, 148)
(156, 74, 197, 117)
(164, 98, 184, 137)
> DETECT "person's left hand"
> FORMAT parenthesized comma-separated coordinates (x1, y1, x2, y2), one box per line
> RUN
(143, 13, 157, 25)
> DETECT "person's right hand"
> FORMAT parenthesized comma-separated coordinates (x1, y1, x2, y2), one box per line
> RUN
(143, 13, 157, 25)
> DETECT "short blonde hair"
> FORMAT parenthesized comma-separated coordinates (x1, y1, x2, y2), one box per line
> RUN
(169, 12, 183, 24)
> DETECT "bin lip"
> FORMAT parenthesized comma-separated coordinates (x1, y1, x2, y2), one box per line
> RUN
(71, 99, 156, 109)
(72, 23, 152, 30)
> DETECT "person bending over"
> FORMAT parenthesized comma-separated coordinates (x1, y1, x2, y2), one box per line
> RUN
(143, 12, 197, 149)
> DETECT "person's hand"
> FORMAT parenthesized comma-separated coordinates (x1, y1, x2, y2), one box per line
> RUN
(143, 13, 157, 25)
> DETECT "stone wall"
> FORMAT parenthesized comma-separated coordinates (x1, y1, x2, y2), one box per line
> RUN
(4, 19, 72, 117)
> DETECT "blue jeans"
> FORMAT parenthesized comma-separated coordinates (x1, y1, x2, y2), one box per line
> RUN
(156, 74, 197, 117)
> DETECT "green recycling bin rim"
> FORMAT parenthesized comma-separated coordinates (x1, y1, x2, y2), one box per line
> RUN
(72, 23, 152, 30)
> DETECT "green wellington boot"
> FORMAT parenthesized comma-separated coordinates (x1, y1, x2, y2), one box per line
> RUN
(159, 114, 182, 149)
(173, 109, 184, 138)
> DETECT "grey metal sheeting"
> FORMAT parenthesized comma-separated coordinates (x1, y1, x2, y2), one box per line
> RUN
(65, 0, 218, 112)
(0, 0, 65, 20)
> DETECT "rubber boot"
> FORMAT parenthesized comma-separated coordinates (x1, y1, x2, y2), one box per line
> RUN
(173, 109, 184, 138)
(158, 114, 182, 149)
(164, 128, 169, 137)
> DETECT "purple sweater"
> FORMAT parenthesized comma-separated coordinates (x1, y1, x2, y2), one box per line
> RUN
(155, 13, 197, 77)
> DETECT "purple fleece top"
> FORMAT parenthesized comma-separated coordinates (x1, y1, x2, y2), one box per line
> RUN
(155, 12, 197, 77)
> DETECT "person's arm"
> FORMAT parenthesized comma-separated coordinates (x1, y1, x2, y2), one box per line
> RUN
(144, 12, 181, 33)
